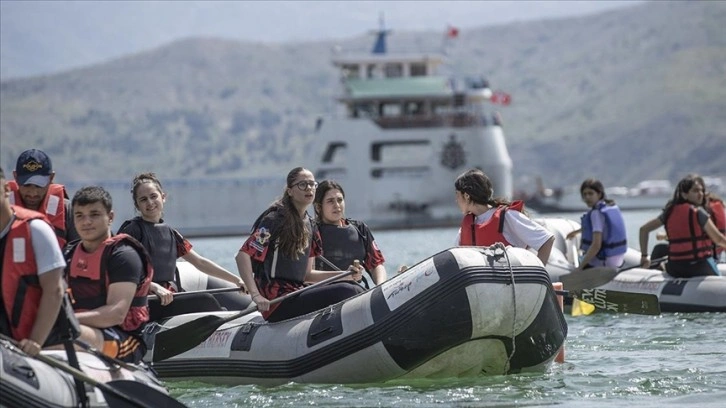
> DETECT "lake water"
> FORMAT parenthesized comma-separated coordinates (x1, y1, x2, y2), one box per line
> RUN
(167, 210, 726, 407)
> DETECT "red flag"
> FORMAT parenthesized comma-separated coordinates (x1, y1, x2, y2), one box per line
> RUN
(446, 26, 459, 38)
(490, 90, 511, 106)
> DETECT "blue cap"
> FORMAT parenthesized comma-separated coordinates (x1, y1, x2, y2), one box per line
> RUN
(15, 149, 52, 187)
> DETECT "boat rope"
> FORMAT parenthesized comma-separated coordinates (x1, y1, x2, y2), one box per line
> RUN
(496, 242, 517, 375)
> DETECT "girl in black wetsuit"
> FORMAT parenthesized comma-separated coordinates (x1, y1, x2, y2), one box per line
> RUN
(235, 167, 364, 322)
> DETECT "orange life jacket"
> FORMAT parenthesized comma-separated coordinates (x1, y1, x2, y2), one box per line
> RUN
(7, 181, 68, 247)
(665, 203, 713, 262)
(459, 201, 525, 246)
(1, 206, 51, 340)
(708, 198, 725, 256)
(65, 234, 153, 331)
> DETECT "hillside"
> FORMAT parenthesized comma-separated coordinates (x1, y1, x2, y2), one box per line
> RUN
(1, 1, 724, 192)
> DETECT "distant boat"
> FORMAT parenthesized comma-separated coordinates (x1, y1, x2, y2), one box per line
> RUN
(524, 178, 674, 213)
(67, 20, 514, 237)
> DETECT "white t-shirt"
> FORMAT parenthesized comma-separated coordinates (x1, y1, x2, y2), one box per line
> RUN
(0, 215, 66, 275)
(456, 208, 554, 250)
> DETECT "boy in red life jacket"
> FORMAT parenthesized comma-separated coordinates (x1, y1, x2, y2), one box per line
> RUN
(639, 175, 726, 278)
(9, 149, 79, 247)
(0, 166, 66, 356)
(63, 186, 152, 363)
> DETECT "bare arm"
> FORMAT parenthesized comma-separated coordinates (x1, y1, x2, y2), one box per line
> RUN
(369, 264, 387, 285)
(305, 258, 362, 283)
(184, 249, 245, 288)
(74, 282, 137, 328)
(565, 228, 582, 240)
(578, 231, 602, 270)
(22, 268, 64, 354)
(639, 217, 663, 267)
(536, 236, 555, 266)
(235, 251, 269, 311)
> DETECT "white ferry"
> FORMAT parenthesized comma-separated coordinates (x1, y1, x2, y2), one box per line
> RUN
(67, 23, 513, 237)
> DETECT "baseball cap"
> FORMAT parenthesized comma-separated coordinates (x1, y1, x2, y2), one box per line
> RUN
(16, 149, 53, 187)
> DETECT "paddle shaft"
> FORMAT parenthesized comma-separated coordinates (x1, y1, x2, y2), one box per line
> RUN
(74, 339, 140, 372)
(621, 256, 668, 272)
(152, 267, 357, 362)
(0, 334, 183, 408)
(146, 286, 246, 300)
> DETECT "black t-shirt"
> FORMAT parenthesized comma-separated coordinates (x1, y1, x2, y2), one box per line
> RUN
(106, 243, 144, 286)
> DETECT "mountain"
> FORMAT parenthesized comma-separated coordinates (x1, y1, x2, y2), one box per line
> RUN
(1, 1, 724, 193)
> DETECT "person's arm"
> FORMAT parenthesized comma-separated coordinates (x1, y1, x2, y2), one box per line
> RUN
(74, 282, 137, 328)
(304, 258, 362, 283)
(577, 232, 602, 271)
(565, 228, 582, 240)
(536, 236, 554, 266)
(235, 251, 269, 311)
(639, 217, 663, 268)
(183, 249, 245, 289)
(369, 264, 387, 285)
(22, 268, 64, 355)
(704, 219, 726, 249)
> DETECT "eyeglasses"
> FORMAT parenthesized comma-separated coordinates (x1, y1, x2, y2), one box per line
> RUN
(292, 181, 318, 190)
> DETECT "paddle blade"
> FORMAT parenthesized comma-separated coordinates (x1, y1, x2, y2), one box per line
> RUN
(571, 299, 596, 316)
(574, 289, 661, 315)
(152, 314, 229, 362)
(559, 267, 617, 292)
(107, 380, 188, 408)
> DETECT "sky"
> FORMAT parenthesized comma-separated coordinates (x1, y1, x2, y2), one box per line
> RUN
(0, 0, 640, 79)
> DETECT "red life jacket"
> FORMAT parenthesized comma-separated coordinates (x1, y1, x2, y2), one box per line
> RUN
(65, 234, 153, 331)
(459, 201, 525, 246)
(7, 181, 68, 247)
(665, 203, 713, 262)
(1, 206, 51, 341)
(709, 198, 725, 256)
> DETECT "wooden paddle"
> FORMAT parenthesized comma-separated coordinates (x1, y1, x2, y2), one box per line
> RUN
(0, 334, 187, 408)
(151, 267, 357, 363)
(556, 288, 661, 315)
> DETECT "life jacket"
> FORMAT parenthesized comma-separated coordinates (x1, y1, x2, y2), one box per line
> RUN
(7, 181, 68, 247)
(316, 220, 366, 272)
(252, 208, 317, 283)
(118, 217, 185, 287)
(665, 203, 713, 262)
(459, 201, 524, 246)
(708, 198, 726, 256)
(1, 207, 50, 340)
(580, 201, 628, 259)
(64, 234, 153, 331)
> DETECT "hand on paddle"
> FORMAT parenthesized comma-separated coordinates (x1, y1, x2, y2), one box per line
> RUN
(151, 282, 174, 306)
(349, 260, 364, 282)
(18, 338, 42, 356)
(251, 293, 271, 312)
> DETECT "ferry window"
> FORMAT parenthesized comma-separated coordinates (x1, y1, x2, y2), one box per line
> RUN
(406, 102, 424, 115)
(366, 64, 379, 78)
(432, 101, 452, 114)
(380, 102, 402, 117)
(354, 103, 373, 117)
(341, 64, 359, 79)
(384, 63, 403, 78)
(321, 142, 347, 163)
(410, 63, 427, 77)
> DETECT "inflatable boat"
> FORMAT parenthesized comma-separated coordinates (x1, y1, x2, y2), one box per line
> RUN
(0, 338, 170, 408)
(144, 246, 568, 386)
(539, 217, 726, 313)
